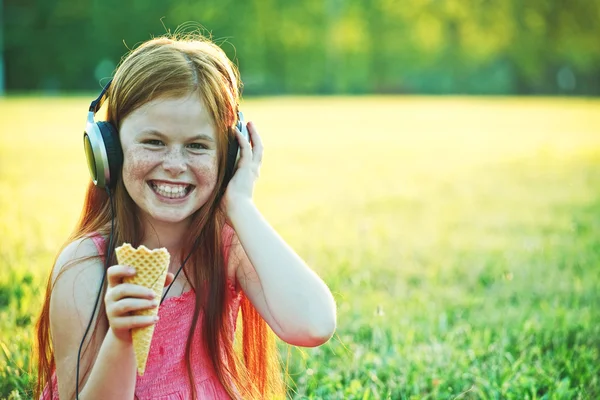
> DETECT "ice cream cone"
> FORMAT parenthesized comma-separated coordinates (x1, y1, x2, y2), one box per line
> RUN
(115, 243, 170, 375)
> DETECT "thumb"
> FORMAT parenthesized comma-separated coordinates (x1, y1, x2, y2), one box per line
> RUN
(164, 272, 175, 287)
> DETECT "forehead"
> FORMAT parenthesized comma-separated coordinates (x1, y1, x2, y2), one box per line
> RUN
(120, 94, 216, 139)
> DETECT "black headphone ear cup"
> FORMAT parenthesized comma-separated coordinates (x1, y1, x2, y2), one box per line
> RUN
(97, 121, 123, 188)
(224, 127, 239, 186)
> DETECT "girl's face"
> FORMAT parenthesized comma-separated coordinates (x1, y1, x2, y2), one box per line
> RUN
(119, 94, 219, 227)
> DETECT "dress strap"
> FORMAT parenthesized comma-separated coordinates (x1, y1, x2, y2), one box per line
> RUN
(89, 233, 106, 260)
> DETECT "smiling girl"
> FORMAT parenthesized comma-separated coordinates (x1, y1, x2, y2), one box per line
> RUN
(34, 34, 336, 400)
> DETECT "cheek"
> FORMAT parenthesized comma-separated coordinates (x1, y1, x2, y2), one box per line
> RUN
(122, 149, 158, 184)
(194, 157, 219, 185)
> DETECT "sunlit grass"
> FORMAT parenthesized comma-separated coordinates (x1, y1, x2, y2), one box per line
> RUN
(1, 96, 599, 399)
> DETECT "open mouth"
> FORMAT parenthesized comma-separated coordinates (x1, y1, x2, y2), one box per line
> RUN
(148, 181, 195, 199)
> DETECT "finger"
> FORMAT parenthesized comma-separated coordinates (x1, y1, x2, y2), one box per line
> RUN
(110, 315, 159, 331)
(234, 127, 253, 167)
(106, 283, 156, 302)
(237, 121, 251, 145)
(109, 298, 159, 317)
(164, 272, 175, 288)
(247, 121, 263, 165)
(107, 265, 136, 287)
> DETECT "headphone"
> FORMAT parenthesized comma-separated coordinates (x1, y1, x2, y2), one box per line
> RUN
(83, 78, 249, 189)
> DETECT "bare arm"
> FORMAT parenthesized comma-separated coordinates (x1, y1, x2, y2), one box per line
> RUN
(228, 200, 337, 347)
(50, 238, 168, 399)
(223, 121, 336, 347)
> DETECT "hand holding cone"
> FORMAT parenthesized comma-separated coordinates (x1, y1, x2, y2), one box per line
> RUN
(115, 243, 170, 375)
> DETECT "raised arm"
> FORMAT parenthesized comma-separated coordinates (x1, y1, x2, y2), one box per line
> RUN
(228, 202, 337, 347)
(224, 121, 336, 347)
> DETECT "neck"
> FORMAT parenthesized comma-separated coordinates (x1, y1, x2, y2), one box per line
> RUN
(140, 218, 190, 259)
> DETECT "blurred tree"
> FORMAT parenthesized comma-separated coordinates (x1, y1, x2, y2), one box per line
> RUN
(3, 0, 599, 94)
(0, 0, 4, 94)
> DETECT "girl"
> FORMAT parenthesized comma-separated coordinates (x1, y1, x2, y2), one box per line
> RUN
(35, 34, 337, 399)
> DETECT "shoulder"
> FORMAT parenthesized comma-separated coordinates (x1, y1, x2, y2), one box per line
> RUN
(57, 235, 103, 261)
(49, 235, 106, 332)
(50, 235, 105, 288)
(49, 235, 106, 334)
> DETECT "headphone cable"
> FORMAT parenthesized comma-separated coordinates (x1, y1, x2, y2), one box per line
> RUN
(75, 186, 115, 399)
(160, 236, 201, 305)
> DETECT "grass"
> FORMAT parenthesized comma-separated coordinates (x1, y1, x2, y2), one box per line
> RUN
(1, 95, 599, 399)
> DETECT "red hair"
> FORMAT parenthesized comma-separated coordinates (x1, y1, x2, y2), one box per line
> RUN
(34, 35, 286, 399)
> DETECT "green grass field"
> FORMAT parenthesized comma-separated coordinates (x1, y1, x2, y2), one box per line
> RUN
(1, 96, 599, 399)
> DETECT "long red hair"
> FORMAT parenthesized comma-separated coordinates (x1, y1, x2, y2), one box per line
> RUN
(34, 34, 286, 399)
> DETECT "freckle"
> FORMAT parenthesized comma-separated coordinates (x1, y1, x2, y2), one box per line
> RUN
(123, 148, 157, 176)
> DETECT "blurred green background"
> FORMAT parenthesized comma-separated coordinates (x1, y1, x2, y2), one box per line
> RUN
(2, 0, 600, 95)
(1, 1, 600, 400)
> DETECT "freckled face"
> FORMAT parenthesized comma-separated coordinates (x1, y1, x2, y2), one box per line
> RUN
(119, 95, 219, 226)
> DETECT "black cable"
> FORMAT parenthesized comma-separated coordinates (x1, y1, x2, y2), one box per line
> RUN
(76, 186, 116, 399)
(160, 236, 201, 305)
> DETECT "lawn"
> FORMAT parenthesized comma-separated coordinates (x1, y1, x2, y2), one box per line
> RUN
(1, 96, 599, 399)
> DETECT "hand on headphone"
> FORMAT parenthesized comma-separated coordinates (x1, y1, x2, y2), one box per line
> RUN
(221, 121, 262, 213)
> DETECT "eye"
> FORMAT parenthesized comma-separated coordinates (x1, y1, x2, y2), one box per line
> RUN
(143, 139, 164, 146)
(187, 143, 209, 150)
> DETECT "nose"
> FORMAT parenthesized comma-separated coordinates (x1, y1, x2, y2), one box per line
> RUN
(162, 147, 188, 176)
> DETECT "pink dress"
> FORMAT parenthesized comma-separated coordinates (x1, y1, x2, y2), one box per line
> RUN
(42, 226, 242, 399)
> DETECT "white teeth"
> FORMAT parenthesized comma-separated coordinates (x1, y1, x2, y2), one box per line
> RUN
(157, 185, 184, 193)
(151, 182, 190, 199)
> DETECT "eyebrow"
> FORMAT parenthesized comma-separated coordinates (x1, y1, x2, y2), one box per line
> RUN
(139, 129, 215, 142)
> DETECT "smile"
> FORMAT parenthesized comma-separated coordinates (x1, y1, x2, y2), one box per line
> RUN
(148, 181, 194, 199)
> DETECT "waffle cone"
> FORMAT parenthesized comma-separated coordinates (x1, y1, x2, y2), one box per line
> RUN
(115, 243, 170, 375)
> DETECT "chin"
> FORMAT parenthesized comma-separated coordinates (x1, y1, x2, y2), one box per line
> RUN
(153, 214, 191, 224)
(148, 209, 197, 224)
(136, 191, 213, 226)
